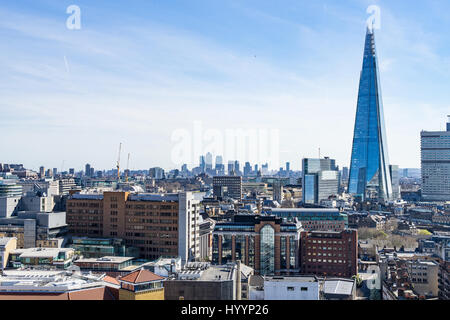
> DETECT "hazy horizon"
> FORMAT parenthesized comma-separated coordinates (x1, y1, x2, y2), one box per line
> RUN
(1, 0, 450, 172)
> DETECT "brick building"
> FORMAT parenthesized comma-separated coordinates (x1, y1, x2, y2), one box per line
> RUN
(66, 191, 201, 264)
(299, 229, 358, 278)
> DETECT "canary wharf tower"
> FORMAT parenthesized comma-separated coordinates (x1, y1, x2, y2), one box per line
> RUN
(348, 28, 392, 202)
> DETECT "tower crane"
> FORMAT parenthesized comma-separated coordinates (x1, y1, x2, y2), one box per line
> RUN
(116, 143, 122, 181)
(126, 153, 131, 182)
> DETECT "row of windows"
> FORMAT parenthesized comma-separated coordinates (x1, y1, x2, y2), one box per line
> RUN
(306, 258, 351, 264)
(309, 240, 344, 244)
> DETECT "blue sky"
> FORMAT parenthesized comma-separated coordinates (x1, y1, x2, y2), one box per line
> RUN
(1, 0, 449, 172)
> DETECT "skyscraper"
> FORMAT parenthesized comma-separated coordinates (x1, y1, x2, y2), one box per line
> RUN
(199, 156, 206, 173)
(302, 157, 339, 205)
(85, 163, 91, 177)
(205, 152, 213, 170)
(348, 28, 392, 202)
(421, 116, 450, 201)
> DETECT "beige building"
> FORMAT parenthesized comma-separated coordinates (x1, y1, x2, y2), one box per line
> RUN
(67, 191, 201, 264)
(0, 237, 17, 269)
(407, 259, 439, 298)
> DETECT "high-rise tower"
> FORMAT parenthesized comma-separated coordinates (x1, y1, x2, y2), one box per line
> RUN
(348, 28, 392, 202)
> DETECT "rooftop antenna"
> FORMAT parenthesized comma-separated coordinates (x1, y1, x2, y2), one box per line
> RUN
(318, 147, 321, 159)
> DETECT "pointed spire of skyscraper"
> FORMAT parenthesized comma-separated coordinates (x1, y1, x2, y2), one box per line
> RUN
(348, 28, 392, 202)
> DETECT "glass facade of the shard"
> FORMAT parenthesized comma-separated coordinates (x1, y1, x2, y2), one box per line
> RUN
(348, 29, 392, 202)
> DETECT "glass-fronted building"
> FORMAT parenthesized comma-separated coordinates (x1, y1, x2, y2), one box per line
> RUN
(270, 208, 348, 232)
(302, 158, 340, 205)
(212, 215, 302, 276)
(348, 28, 392, 202)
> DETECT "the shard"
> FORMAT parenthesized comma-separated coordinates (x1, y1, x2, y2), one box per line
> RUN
(348, 28, 392, 202)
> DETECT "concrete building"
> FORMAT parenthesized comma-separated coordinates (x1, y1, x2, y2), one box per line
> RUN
(299, 229, 358, 278)
(270, 208, 348, 232)
(262, 276, 320, 300)
(18, 179, 60, 197)
(20, 195, 55, 213)
(213, 176, 242, 201)
(67, 191, 202, 264)
(164, 262, 244, 300)
(0, 196, 20, 218)
(406, 259, 439, 298)
(0, 211, 67, 248)
(421, 116, 450, 201)
(212, 215, 302, 276)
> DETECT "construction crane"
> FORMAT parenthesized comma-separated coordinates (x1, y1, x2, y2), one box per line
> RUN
(125, 153, 131, 182)
(116, 143, 122, 181)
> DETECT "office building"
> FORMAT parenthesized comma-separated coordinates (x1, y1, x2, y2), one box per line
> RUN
(215, 156, 225, 174)
(302, 158, 339, 205)
(348, 28, 393, 202)
(421, 117, 450, 201)
(212, 215, 302, 275)
(272, 181, 284, 203)
(244, 162, 252, 176)
(227, 161, 235, 175)
(39, 166, 45, 179)
(85, 164, 91, 177)
(67, 191, 201, 264)
(299, 229, 358, 278)
(149, 167, 165, 180)
(213, 176, 242, 201)
(199, 156, 206, 173)
(164, 262, 248, 300)
(205, 153, 213, 171)
(390, 165, 400, 200)
(270, 208, 348, 232)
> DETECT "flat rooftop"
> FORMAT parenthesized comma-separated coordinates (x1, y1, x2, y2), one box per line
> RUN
(323, 279, 355, 296)
(74, 256, 134, 264)
(128, 194, 179, 202)
(265, 276, 317, 282)
(11, 248, 73, 258)
(199, 265, 235, 281)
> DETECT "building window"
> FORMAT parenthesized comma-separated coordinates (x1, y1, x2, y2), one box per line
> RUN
(221, 235, 232, 264)
(280, 236, 287, 269)
(260, 225, 275, 275)
(287, 287, 295, 291)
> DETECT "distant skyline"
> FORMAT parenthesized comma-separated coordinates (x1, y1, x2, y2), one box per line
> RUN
(1, 0, 450, 172)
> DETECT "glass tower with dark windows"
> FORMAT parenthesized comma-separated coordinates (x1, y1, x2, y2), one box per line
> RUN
(348, 28, 392, 202)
